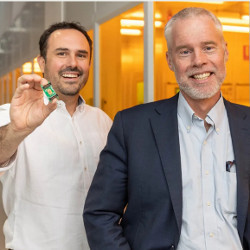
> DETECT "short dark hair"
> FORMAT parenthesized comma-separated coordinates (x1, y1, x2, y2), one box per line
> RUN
(39, 21, 93, 62)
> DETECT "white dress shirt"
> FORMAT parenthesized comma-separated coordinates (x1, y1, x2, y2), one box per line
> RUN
(0, 98, 112, 250)
(176, 92, 242, 250)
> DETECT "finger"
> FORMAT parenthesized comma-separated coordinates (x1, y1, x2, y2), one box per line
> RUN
(13, 83, 31, 99)
(40, 78, 50, 88)
(43, 99, 58, 117)
(17, 74, 43, 87)
(28, 74, 47, 91)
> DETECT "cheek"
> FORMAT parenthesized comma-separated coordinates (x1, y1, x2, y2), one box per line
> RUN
(81, 62, 90, 73)
(214, 57, 227, 72)
(47, 58, 65, 69)
(174, 62, 189, 77)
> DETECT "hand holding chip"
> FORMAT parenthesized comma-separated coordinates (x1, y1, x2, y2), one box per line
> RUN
(9, 74, 57, 135)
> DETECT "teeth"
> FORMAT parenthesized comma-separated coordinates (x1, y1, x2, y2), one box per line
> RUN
(193, 72, 210, 79)
(62, 73, 78, 78)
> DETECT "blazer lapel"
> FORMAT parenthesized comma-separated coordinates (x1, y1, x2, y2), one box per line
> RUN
(149, 95, 182, 233)
(225, 100, 250, 241)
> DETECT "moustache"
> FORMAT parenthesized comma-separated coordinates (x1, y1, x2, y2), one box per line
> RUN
(59, 67, 83, 76)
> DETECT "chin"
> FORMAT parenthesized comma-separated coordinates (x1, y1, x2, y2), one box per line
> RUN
(181, 85, 221, 100)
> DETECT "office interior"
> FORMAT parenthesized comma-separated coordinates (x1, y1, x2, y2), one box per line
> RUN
(0, 1, 249, 249)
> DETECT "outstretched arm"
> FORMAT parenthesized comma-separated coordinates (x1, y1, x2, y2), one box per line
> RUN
(0, 74, 57, 166)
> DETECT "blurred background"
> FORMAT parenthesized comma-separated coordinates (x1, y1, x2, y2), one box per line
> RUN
(0, 1, 249, 249)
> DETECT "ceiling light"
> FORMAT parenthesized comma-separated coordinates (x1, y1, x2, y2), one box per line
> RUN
(219, 17, 249, 25)
(155, 13, 162, 19)
(183, 1, 224, 4)
(155, 21, 163, 28)
(22, 62, 32, 74)
(222, 25, 249, 33)
(123, 11, 163, 19)
(124, 11, 144, 19)
(241, 15, 249, 21)
(120, 29, 142, 36)
(121, 19, 163, 28)
(121, 19, 144, 27)
(33, 58, 41, 73)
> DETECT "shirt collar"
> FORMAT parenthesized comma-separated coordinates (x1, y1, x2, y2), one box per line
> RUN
(206, 95, 225, 134)
(76, 96, 86, 112)
(177, 92, 226, 133)
(177, 92, 195, 132)
(56, 96, 86, 112)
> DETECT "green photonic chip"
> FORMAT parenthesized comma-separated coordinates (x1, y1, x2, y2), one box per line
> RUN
(41, 82, 58, 102)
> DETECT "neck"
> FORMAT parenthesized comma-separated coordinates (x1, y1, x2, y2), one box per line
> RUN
(181, 91, 220, 120)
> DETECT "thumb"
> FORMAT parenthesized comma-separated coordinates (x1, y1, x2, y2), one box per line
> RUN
(43, 99, 58, 118)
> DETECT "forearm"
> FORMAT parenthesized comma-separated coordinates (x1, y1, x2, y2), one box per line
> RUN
(0, 123, 30, 165)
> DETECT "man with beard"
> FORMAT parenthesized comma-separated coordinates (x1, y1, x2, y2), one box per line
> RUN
(0, 22, 112, 250)
(84, 7, 250, 250)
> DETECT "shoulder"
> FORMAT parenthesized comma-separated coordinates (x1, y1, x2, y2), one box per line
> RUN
(224, 99, 250, 116)
(84, 103, 110, 116)
(118, 95, 178, 118)
(83, 103, 112, 124)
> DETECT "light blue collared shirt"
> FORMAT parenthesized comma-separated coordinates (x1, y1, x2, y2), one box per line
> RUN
(176, 92, 242, 250)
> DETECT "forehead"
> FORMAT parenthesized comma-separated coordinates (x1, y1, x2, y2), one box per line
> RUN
(171, 15, 222, 46)
(47, 28, 90, 51)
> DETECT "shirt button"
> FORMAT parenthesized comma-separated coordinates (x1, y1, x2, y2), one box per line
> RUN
(204, 140, 207, 145)
(79, 141, 82, 145)
(209, 233, 214, 237)
(207, 201, 211, 206)
(205, 170, 209, 175)
(216, 128, 220, 132)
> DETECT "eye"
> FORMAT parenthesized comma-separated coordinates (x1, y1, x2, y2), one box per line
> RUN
(78, 53, 88, 59)
(204, 45, 216, 53)
(57, 51, 67, 56)
(179, 49, 191, 56)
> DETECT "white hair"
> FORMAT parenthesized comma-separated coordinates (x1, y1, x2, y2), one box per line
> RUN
(164, 7, 223, 51)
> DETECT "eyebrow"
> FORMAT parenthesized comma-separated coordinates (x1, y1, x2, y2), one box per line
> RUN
(55, 48, 89, 54)
(175, 41, 218, 52)
(201, 41, 218, 46)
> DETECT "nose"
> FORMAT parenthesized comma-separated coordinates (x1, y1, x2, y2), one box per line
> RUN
(192, 49, 207, 67)
(67, 54, 78, 68)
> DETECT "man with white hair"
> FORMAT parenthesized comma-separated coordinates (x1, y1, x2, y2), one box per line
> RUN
(84, 7, 250, 250)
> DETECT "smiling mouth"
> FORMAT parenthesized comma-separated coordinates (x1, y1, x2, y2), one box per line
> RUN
(62, 73, 79, 78)
(192, 72, 212, 80)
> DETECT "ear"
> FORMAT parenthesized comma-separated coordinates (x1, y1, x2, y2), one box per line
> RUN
(166, 51, 174, 71)
(37, 55, 45, 73)
(224, 42, 229, 62)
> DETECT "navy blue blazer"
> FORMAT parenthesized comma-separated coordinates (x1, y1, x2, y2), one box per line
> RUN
(84, 94, 250, 250)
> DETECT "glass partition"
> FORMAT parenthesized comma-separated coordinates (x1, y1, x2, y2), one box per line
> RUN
(100, 4, 144, 119)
